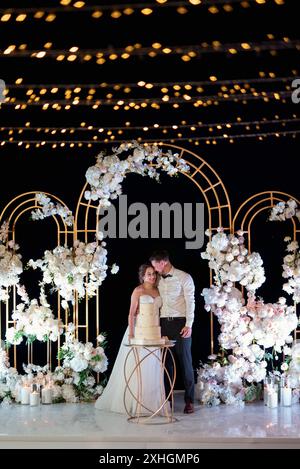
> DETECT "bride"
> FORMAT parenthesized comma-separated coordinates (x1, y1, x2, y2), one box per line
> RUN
(95, 263, 165, 414)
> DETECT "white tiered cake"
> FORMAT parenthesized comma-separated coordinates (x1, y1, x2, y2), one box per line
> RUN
(130, 295, 166, 345)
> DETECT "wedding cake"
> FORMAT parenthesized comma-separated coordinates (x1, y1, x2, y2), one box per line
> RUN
(130, 295, 166, 345)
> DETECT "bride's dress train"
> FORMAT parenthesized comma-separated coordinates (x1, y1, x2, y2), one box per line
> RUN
(95, 295, 166, 414)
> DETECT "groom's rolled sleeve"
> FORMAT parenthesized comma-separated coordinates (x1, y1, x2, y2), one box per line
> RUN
(183, 274, 195, 328)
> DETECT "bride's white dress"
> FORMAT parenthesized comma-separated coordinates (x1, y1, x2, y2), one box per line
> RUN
(95, 295, 164, 414)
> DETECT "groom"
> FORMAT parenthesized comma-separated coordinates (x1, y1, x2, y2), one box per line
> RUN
(150, 250, 195, 414)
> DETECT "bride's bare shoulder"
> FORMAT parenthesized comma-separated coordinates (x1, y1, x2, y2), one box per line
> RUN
(132, 286, 144, 296)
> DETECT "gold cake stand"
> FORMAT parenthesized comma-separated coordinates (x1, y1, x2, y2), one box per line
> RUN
(123, 342, 177, 424)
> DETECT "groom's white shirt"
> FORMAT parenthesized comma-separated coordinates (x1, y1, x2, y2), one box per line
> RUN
(158, 266, 195, 328)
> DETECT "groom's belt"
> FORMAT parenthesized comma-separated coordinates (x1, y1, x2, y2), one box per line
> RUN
(161, 316, 186, 321)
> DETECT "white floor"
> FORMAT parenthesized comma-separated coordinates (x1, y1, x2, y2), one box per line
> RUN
(1, 392, 300, 449)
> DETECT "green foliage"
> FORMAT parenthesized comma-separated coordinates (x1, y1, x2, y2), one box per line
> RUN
(244, 383, 262, 402)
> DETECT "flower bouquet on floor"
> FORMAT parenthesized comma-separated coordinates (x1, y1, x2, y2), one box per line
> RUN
(56, 323, 108, 402)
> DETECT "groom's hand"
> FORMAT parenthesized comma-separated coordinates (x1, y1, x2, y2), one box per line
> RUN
(180, 326, 192, 338)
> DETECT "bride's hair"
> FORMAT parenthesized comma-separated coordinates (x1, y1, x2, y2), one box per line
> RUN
(138, 263, 155, 284)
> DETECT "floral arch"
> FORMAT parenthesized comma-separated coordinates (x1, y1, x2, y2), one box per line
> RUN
(75, 144, 232, 238)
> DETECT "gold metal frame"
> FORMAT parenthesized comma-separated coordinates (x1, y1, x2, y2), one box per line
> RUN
(233, 190, 300, 340)
(123, 343, 177, 424)
(0, 191, 73, 368)
(10, 147, 299, 364)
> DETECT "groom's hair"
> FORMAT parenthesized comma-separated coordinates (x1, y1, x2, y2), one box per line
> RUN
(149, 250, 170, 262)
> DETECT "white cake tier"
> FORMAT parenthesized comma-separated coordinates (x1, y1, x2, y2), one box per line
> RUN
(136, 314, 160, 328)
(137, 304, 159, 324)
(134, 326, 161, 340)
(132, 300, 164, 345)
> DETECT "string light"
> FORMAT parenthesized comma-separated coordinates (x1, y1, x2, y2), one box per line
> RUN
(1, 38, 297, 63)
(6, 74, 297, 92)
(1, 89, 293, 110)
(1, 118, 298, 145)
(2, 75, 296, 113)
(0, 129, 298, 149)
(0, 1, 286, 23)
(1, 117, 297, 131)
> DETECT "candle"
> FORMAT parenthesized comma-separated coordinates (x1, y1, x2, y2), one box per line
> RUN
(267, 391, 278, 408)
(30, 391, 40, 406)
(41, 387, 52, 404)
(14, 382, 22, 403)
(21, 387, 30, 405)
(264, 386, 270, 405)
(282, 387, 292, 406)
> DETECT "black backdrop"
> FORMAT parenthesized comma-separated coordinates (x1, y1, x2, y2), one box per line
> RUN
(0, 0, 299, 383)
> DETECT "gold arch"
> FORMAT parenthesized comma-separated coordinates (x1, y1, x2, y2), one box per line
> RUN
(75, 144, 232, 353)
(233, 191, 300, 245)
(232, 190, 300, 339)
(0, 191, 73, 368)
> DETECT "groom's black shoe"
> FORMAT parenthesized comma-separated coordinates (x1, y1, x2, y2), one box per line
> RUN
(184, 400, 194, 414)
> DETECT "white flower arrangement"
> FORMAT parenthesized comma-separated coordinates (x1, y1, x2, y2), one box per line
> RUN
(59, 323, 108, 373)
(0, 221, 23, 302)
(0, 354, 106, 405)
(201, 228, 265, 291)
(246, 293, 297, 352)
(198, 228, 297, 405)
(1, 323, 108, 404)
(31, 193, 74, 227)
(5, 296, 63, 345)
(55, 323, 108, 401)
(84, 141, 189, 206)
(28, 239, 118, 308)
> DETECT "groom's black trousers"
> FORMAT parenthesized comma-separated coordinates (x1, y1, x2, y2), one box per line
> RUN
(160, 317, 194, 404)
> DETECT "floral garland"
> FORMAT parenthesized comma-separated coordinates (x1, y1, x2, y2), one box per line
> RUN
(198, 228, 298, 406)
(0, 221, 23, 302)
(31, 193, 74, 227)
(84, 141, 189, 205)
